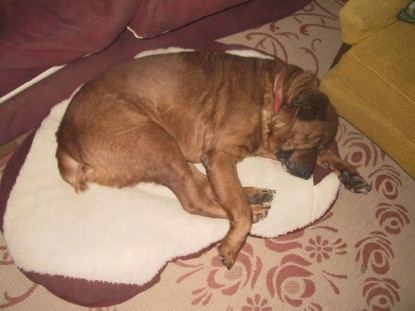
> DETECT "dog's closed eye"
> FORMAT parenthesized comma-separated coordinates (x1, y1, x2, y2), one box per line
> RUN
(292, 92, 329, 121)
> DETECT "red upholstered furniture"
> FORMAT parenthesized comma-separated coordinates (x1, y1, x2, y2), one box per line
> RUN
(1, 0, 256, 95)
(0, 0, 311, 146)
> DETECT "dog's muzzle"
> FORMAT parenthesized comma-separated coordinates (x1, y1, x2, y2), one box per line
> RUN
(277, 150, 314, 180)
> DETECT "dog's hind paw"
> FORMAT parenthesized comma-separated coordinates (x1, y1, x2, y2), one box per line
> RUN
(244, 188, 274, 223)
(340, 171, 371, 194)
(245, 187, 276, 205)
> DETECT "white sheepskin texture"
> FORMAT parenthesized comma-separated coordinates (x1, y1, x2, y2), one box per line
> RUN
(3, 49, 340, 286)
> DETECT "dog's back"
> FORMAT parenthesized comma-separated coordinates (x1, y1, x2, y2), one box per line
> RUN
(56, 51, 370, 269)
(56, 51, 280, 191)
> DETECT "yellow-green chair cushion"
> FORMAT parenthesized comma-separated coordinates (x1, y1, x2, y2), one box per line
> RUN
(321, 21, 415, 177)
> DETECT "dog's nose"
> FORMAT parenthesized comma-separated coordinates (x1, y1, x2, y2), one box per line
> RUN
(299, 169, 313, 180)
(277, 150, 291, 161)
(280, 159, 314, 180)
(286, 165, 313, 180)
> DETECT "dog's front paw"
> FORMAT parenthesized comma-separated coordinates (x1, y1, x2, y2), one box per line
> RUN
(340, 170, 371, 194)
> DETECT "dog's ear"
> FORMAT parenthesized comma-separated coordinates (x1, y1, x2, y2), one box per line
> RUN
(281, 66, 319, 106)
(292, 92, 329, 121)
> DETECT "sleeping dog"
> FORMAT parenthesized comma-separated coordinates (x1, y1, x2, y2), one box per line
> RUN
(56, 51, 370, 269)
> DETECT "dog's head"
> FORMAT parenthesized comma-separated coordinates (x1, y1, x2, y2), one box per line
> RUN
(269, 67, 339, 179)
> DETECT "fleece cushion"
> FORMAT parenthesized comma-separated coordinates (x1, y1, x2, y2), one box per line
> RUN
(1, 50, 341, 306)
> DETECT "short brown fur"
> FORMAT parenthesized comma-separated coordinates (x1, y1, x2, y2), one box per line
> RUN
(56, 51, 370, 268)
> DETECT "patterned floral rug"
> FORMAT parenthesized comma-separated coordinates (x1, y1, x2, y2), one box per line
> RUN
(1, 0, 414, 310)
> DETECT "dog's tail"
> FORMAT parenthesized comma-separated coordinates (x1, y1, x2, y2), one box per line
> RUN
(56, 149, 89, 193)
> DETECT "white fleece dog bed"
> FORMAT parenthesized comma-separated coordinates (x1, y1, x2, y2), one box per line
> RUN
(4, 98, 340, 286)
(3, 50, 340, 287)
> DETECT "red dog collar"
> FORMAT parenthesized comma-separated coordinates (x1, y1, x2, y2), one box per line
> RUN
(274, 74, 283, 112)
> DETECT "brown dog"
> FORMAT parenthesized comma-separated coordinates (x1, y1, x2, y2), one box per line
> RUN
(56, 51, 370, 269)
